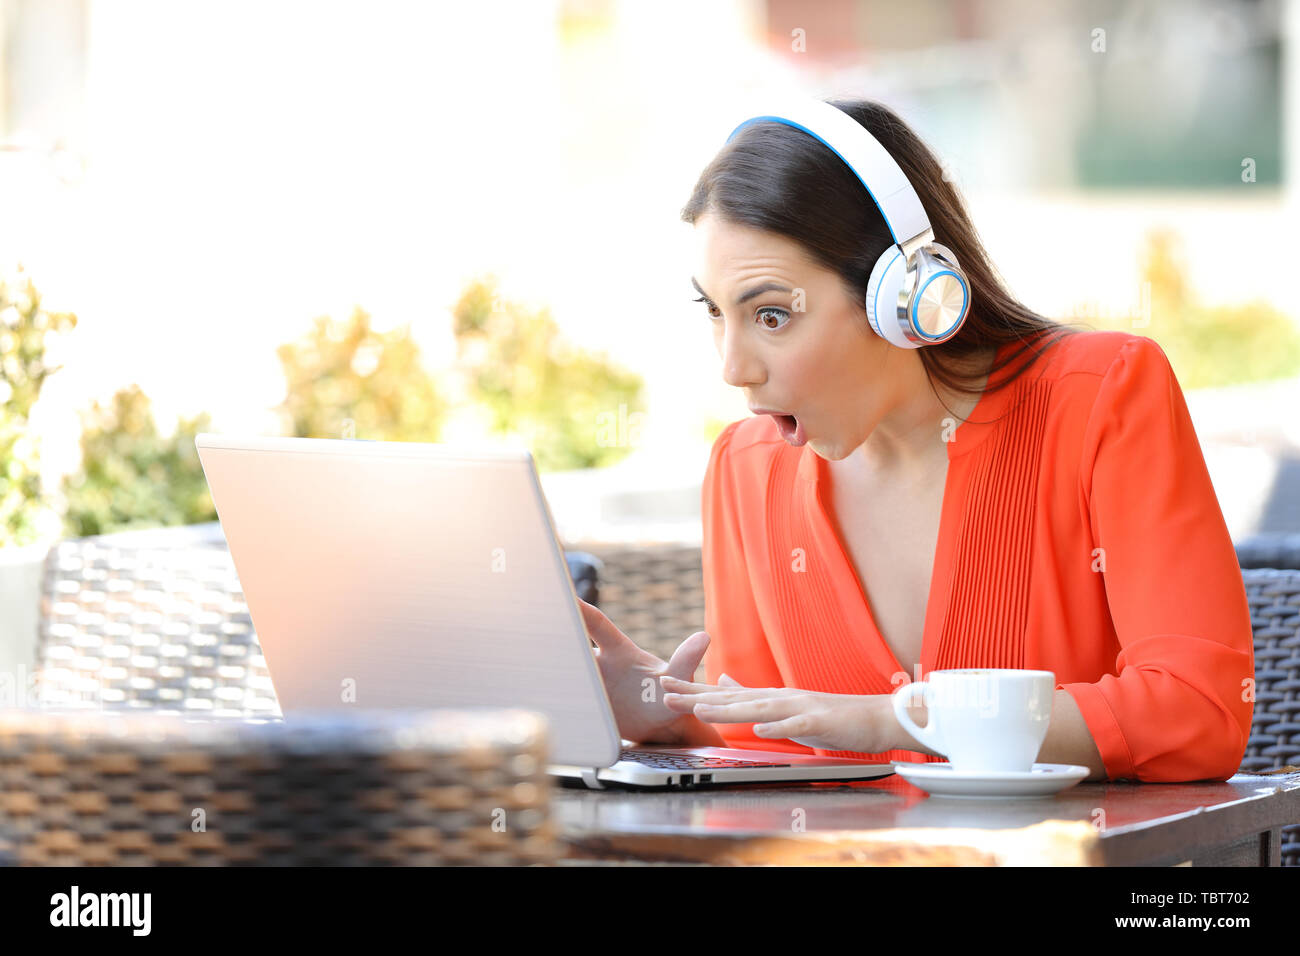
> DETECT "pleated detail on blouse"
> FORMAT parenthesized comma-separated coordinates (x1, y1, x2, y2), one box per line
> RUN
(933, 376, 1055, 673)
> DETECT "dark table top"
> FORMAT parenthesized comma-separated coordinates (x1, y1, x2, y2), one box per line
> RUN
(552, 767, 1300, 865)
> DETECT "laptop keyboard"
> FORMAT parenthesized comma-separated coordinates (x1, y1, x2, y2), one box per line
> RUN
(618, 748, 792, 769)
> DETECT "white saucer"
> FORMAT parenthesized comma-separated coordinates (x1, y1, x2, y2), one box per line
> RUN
(890, 761, 1090, 798)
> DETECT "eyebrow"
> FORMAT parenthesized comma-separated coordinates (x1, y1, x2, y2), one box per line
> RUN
(691, 276, 792, 307)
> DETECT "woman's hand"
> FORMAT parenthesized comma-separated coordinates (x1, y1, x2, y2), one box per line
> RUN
(577, 598, 720, 746)
(660, 674, 903, 754)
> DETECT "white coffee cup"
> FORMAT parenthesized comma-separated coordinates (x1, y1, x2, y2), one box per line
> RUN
(890, 668, 1054, 773)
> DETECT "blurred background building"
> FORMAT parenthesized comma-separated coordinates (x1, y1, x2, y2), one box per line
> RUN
(1, 0, 1296, 547)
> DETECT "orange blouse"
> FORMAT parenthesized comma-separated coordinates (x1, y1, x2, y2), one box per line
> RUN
(700, 329, 1254, 782)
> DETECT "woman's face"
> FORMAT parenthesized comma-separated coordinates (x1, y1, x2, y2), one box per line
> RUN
(692, 211, 919, 464)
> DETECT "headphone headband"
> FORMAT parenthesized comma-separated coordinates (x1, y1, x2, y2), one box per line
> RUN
(724, 98, 931, 247)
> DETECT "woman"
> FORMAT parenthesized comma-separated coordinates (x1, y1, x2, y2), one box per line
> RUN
(578, 97, 1254, 783)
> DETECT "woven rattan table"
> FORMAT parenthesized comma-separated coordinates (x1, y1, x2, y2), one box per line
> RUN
(551, 767, 1300, 866)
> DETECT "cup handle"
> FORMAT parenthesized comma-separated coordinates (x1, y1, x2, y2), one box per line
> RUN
(891, 681, 942, 754)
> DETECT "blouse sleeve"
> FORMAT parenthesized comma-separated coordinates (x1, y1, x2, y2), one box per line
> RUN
(1063, 335, 1255, 782)
(700, 420, 813, 754)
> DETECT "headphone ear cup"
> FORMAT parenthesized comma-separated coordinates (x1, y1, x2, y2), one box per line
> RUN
(912, 245, 971, 343)
(864, 246, 913, 349)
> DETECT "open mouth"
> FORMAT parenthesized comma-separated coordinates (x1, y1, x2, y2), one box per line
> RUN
(772, 413, 807, 447)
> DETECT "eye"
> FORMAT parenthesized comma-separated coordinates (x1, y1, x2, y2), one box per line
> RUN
(693, 296, 722, 320)
(693, 297, 791, 331)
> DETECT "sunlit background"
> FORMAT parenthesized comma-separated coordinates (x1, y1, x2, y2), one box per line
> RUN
(3, 0, 1298, 550)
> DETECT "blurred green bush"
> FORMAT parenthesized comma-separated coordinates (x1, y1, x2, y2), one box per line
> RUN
(1071, 229, 1300, 389)
(60, 385, 216, 537)
(276, 281, 647, 473)
(52, 279, 647, 539)
(451, 277, 646, 472)
(0, 266, 77, 547)
(275, 304, 449, 442)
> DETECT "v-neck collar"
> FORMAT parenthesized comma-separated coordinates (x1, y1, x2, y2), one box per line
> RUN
(794, 339, 1019, 684)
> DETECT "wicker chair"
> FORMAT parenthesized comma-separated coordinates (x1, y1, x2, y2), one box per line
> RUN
(34, 526, 278, 715)
(1240, 568, 1300, 866)
(1236, 533, 1300, 571)
(0, 708, 555, 865)
(571, 543, 706, 667)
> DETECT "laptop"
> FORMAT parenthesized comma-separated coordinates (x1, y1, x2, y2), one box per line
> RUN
(193, 433, 895, 790)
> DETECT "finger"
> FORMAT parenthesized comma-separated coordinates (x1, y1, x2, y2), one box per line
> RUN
(718, 673, 744, 687)
(660, 671, 743, 697)
(658, 675, 717, 693)
(658, 688, 783, 714)
(752, 713, 819, 739)
(577, 599, 638, 656)
(674, 695, 810, 723)
(660, 693, 705, 714)
(663, 631, 710, 680)
(665, 691, 774, 707)
(660, 676, 784, 697)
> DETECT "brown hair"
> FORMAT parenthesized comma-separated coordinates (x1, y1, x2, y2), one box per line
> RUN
(679, 97, 1093, 421)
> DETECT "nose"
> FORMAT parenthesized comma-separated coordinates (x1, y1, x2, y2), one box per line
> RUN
(718, 325, 762, 390)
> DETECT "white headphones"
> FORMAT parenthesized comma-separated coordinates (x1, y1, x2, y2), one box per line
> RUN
(725, 98, 970, 349)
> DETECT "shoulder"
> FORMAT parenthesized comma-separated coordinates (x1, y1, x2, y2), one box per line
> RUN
(1012, 330, 1178, 426)
(1038, 330, 1179, 407)
(1013, 328, 1163, 384)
